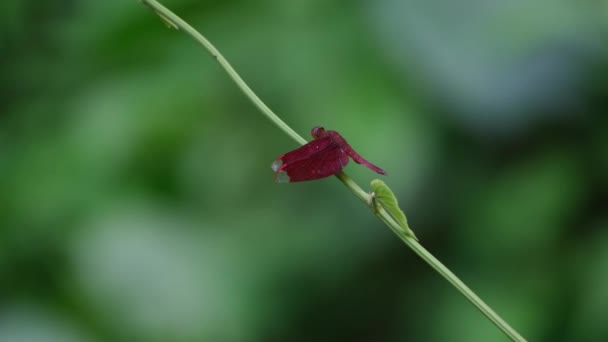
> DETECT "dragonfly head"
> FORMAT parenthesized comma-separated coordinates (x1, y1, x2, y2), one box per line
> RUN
(311, 126, 327, 139)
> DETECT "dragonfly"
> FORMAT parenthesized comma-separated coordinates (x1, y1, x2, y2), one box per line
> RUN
(271, 126, 386, 183)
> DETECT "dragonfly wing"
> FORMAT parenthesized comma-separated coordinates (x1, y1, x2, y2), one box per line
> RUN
(274, 144, 349, 183)
(271, 136, 335, 172)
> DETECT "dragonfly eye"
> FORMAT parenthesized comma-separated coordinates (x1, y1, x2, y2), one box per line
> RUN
(311, 126, 326, 139)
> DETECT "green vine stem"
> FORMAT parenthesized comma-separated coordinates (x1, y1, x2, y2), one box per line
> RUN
(139, 1, 526, 341)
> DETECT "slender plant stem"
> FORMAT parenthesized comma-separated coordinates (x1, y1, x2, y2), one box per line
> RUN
(139, 1, 526, 341)
(141, 0, 306, 146)
(375, 207, 524, 340)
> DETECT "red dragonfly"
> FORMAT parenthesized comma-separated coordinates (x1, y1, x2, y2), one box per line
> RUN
(271, 126, 386, 183)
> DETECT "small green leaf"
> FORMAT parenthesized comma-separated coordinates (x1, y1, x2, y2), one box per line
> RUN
(141, 1, 179, 29)
(156, 12, 179, 29)
(371, 179, 418, 240)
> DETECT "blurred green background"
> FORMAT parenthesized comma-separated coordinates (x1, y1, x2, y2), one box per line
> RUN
(1, 0, 607, 341)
